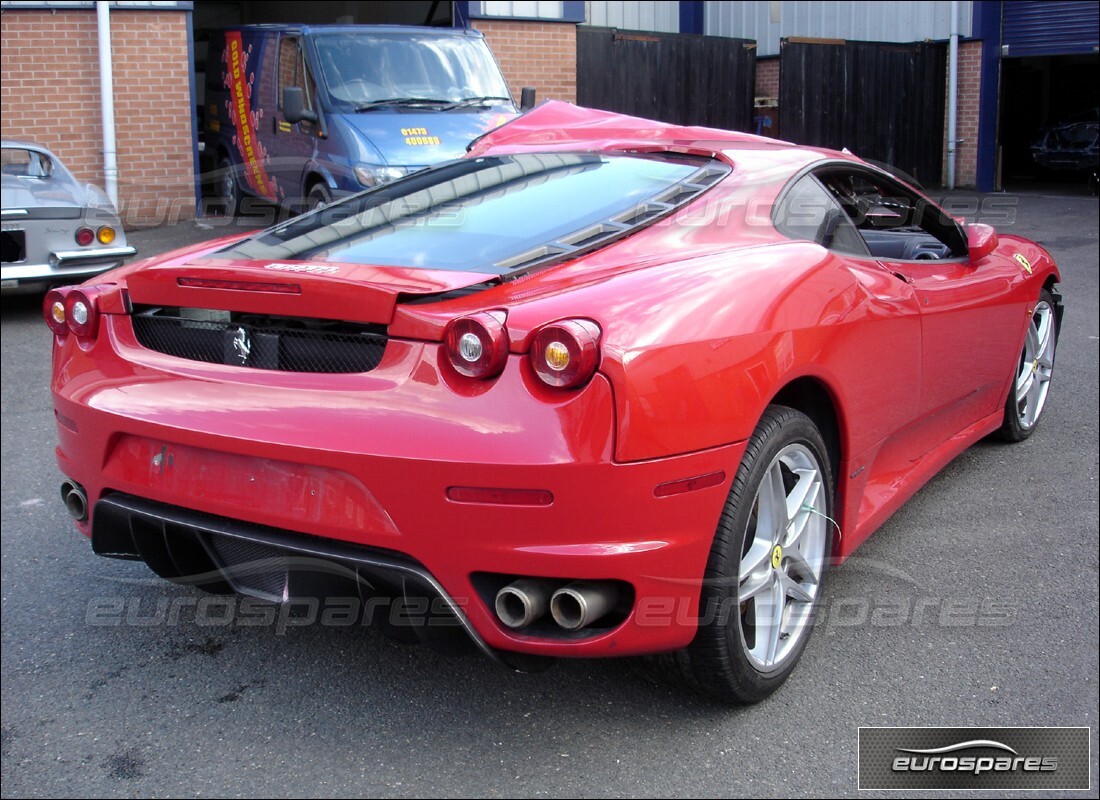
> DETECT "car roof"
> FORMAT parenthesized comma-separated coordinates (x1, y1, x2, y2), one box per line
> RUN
(469, 101, 857, 181)
(218, 24, 483, 38)
(1, 140, 55, 156)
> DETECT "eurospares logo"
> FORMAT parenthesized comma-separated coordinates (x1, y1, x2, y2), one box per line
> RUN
(894, 738, 1057, 774)
(859, 727, 1090, 790)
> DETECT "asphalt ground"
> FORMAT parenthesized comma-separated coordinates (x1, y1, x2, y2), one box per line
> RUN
(2, 191, 1097, 798)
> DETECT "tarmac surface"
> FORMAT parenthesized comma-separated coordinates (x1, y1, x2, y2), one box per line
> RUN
(2, 191, 1097, 798)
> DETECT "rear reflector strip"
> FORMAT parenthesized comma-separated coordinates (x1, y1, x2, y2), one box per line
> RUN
(654, 470, 726, 498)
(177, 277, 301, 294)
(446, 487, 554, 507)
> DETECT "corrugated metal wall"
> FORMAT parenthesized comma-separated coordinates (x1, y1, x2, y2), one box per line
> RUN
(476, 1, 565, 18)
(1002, 0, 1099, 57)
(704, 1, 973, 56)
(584, 1, 680, 33)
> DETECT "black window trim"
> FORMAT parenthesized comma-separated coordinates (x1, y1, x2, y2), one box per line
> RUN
(772, 170, 871, 258)
(772, 159, 970, 265)
(276, 34, 314, 113)
(215, 151, 732, 282)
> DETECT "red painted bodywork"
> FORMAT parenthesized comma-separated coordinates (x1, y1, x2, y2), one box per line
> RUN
(49, 102, 1060, 659)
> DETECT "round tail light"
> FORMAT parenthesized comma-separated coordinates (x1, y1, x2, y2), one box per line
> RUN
(43, 287, 72, 336)
(96, 226, 117, 245)
(75, 227, 95, 246)
(529, 319, 601, 389)
(64, 287, 100, 339)
(445, 312, 509, 379)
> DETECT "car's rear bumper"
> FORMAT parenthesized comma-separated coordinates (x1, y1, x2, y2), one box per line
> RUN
(1, 246, 135, 293)
(53, 314, 742, 659)
(90, 492, 523, 665)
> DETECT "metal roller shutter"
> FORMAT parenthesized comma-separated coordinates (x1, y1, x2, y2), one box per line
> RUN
(1001, 1, 1099, 57)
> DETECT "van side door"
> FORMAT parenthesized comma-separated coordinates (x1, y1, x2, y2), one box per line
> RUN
(270, 34, 320, 211)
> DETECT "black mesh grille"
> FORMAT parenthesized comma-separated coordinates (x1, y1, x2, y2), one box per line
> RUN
(206, 535, 288, 600)
(131, 308, 387, 373)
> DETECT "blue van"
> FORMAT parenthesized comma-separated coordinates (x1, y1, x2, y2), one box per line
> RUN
(202, 25, 518, 213)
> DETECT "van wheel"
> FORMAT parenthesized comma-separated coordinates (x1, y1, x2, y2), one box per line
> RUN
(217, 157, 242, 217)
(307, 182, 332, 211)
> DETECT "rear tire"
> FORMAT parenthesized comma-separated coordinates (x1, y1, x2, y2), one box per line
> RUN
(997, 288, 1057, 442)
(648, 406, 835, 703)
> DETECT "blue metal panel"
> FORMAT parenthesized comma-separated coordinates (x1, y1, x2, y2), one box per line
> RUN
(1001, 0, 1099, 57)
(973, 0, 1001, 191)
(186, 6, 201, 216)
(454, 1, 471, 29)
(680, 0, 703, 34)
(562, 1, 585, 23)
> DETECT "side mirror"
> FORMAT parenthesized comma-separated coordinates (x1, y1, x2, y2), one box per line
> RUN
(520, 87, 536, 111)
(282, 87, 318, 124)
(967, 223, 999, 262)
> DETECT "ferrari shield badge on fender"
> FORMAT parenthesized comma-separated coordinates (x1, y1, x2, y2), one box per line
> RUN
(1014, 253, 1033, 274)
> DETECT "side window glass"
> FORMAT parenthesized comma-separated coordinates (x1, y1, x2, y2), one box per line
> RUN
(816, 168, 968, 260)
(278, 37, 315, 111)
(774, 175, 870, 257)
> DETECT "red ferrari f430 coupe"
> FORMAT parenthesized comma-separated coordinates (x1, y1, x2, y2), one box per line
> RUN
(46, 103, 1061, 702)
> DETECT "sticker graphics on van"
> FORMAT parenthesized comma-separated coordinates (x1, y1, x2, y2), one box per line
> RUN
(402, 127, 441, 146)
(224, 32, 279, 200)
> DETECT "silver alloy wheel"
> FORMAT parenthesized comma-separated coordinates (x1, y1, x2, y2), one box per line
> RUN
(737, 443, 828, 673)
(1015, 300, 1055, 430)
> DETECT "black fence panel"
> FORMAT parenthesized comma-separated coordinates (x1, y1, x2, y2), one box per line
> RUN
(780, 39, 947, 186)
(577, 27, 756, 131)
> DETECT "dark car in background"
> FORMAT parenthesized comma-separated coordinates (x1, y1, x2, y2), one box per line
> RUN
(1031, 108, 1099, 175)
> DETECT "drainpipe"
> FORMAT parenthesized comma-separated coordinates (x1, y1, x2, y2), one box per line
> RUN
(96, 0, 119, 210)
(946, 0, 959, 189)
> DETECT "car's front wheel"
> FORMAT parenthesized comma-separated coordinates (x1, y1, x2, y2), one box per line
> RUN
(650, 406, 835, 703)
(307, 182, 333, 212)
(998, 288, 1057, 442)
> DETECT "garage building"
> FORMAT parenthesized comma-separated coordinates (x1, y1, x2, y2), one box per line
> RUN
(2, 1, 1095, 225)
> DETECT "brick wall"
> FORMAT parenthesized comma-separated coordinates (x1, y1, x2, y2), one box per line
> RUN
(1, 9, 195, 226)
(755, 57, 779, 99)
(472, 19, 577, 104)
(944, 40, 982, 188)
(753, 56, 780, 138)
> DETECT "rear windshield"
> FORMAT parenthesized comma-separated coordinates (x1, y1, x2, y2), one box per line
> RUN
(313, 32, 511, 108)
(215, 153, 727, 274)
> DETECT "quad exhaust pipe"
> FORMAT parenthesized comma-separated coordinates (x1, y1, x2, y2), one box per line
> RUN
(550, 582, 620, 631)
(495, 578, 620, 631)
(60, 480, 88, 522)
(495, 578, 556, 629)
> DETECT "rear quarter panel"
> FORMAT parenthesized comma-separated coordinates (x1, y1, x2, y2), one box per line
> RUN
(501, 241, 924, 465)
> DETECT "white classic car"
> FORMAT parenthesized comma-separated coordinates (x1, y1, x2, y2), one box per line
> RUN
(1, 140, 135, 294)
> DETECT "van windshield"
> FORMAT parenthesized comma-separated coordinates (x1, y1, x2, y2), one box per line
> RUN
(313, 32, 513, 109)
